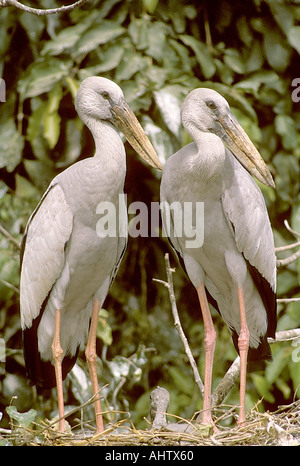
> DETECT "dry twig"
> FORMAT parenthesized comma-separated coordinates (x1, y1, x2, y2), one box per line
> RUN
(154, 253, 204, 397)
(0, 0, 88, 15)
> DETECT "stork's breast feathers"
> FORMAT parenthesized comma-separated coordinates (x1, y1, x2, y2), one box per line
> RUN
(20, 183, 73, 328)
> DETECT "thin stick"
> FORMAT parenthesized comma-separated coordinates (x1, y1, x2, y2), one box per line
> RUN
(275, 221, 300, 266)
(275, 240, 300, 252)
(277, 248, 300, 267)
(0, 0, 88, 15)
(268, 328, 300, 343)
(0, 224, 20, 249)
(284, 219, 300, 238)
(156, 253, 204, 397)
(277, 298, 300, 304)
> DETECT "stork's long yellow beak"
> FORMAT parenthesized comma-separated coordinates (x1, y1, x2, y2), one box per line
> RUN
(112, 100, 162, 171)
(220, 112, 275, 189)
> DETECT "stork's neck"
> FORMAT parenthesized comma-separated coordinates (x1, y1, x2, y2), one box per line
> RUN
(86, 117, 126, 172)
(186, 123, 226, 180)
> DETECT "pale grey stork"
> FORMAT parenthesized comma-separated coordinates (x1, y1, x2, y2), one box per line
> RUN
(160, 88, 277, 427)
(20, 76, 161, 433)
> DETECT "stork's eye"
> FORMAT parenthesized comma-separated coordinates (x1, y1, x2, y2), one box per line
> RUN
(206, 100, 217, 109)
(101, 91, 110, 100)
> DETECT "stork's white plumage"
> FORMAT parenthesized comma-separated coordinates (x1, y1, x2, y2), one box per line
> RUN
(160, 88, 277, 426)
(20, 77, 161, 433)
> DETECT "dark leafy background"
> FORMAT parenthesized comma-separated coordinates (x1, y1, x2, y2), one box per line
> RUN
(0, 0, 299, 431)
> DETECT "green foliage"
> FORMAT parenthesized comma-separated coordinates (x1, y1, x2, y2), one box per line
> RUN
(0, 0, 299, 431)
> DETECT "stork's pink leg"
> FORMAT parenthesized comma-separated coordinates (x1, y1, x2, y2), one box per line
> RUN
(85, 298, 104, 434)
(52, 308, 65, 432)
(237, 286, 249, 424)
(197, 283, 217, 426)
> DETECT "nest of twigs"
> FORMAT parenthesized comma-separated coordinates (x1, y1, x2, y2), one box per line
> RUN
(2, 400, 300, 446)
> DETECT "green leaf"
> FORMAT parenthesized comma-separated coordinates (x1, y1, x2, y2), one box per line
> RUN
(6, 406, 37, 428)
(56, 119, 82, 168)
(291, 202, 300, 236)
(75, 21, 125, 56)
(0, 118, 24, 172)
(245, 40, 264, 73)
(115, 52, 148, 81)
(23, 160, 54, 192)
(263, 24, 291, 72)
(15, 174, 41, 200)
(234, 71, 279, 96)
(18, 58, 71, 99)
(142, 115, 175, 165)
(179, 35, 216, 79)
(287, 26, 300, 55)
(109, 355, 131, 379)
(288, 349, 300, 397)
(251, 373, 275, 403)
(265, 346, 292, 385)
(168, 366, 195, 396)
(41, 22, 90, 56)
(154, 85, 184, 138)
(275, 115, 298, 150)
(223, 48, 245, 74)
(96, 308, 113, 346)
(145, 22, 169, 62)
(267, 1, 294, 36)
(42, 83, 63, 149)
(65, 76, 80, 99)
(19, 10, 44, 45)
(44, 112, 61, 150)
(142, 0, 159, 13)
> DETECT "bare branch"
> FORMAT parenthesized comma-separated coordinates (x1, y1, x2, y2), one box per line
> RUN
(0, 0, 89, 15)
(268, 328, 300, 344)
(0, 224, 20, 249)
(211, 356, 240, 408)
(0, 279, 19, 294)
(275, 221, 300, 267)
(275, 240, 300, 252)
(277, 298, 300, 304)
(276, 248, 300, 267)
(284, 219, 300, 239)
(154, 253, 204, 398)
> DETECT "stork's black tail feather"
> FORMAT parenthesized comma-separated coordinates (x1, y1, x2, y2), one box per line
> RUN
(23, 323, 78, 390)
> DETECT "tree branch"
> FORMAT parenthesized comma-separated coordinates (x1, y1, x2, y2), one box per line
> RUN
(277, 298, 300, 304)
(155, 257, 300, 412)
(276, 248, 300, 267)
(284, 219, 300, 239)
(0, 224, 20, 249)
(154, 253, 204, 398)
(0, 0, 89, 15)
(210, 329, 300, 408)
(276, 220, 300, 267)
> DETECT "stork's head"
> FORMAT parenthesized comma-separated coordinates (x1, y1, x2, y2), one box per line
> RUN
(75, 76, 162, 170)
(181, 88, 275, 188)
